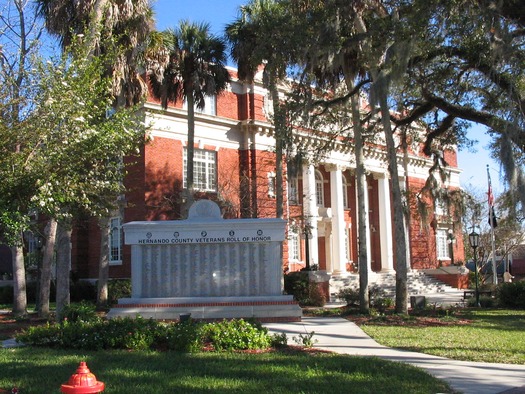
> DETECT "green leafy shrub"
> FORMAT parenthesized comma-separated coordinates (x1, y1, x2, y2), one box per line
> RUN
(498, 281, 525, 309)
(163, 320, 204, 352)
(59, 301, 99, 323)
(337, 287, 359, 306)
(270, 332, 288, 348)
(17, 317, 274, 353)
(201, 319, 271, 351)
(292, 331, 317, 348)
(284, 272, 326, 306)
(18, 316, 161, 351)
(103, 316, 160, 350)
(372, 297, 395, 313)
(284, 272, 309, 303)
(466, 295, 495, 308)
(107, 279, 132, 304)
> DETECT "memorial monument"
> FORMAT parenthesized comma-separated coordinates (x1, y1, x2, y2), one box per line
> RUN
(108, 200, 302, 321)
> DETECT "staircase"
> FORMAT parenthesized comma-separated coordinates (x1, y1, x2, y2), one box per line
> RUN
(329, 270, 459, 301)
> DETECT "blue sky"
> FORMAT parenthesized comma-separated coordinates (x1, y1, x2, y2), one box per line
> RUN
(153, 0, 502, 195)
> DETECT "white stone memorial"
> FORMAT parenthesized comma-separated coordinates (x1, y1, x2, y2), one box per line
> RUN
(108, 200, 301, 321)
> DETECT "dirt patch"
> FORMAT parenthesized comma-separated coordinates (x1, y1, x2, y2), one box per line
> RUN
(0, 312, 50, 340)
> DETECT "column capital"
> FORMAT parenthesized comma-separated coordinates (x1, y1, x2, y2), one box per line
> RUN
(325, 163, 347, 172)
(372, 171, 390, 180)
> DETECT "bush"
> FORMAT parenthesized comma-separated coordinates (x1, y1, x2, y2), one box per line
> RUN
(16, 317, 274, 353)
(284, 272, 309, 303)
(337, 287, 359, 306)
(59, 301, 99, 323)
(466, 295, 496, 308)
(372, 297, 395, 313)
(498, 281, 525, 309)
(284, 272, 326, 307)
(163, 320, 204, 352)
(107, 279, 131, 304)
(201, 319, 271, 351)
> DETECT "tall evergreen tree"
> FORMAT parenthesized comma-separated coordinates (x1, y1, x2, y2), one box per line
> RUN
(226, 0, 297, 219)
(148, 21, 230, 215)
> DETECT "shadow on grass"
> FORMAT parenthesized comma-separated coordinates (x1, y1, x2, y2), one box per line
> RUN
(0, 347, 451, 393)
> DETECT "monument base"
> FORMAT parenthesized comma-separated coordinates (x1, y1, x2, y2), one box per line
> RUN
(107, 295, 302, 322)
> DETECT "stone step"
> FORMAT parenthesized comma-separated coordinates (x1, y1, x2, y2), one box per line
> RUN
(328, 270, 459, 301)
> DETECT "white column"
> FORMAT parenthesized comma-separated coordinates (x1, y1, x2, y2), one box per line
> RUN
(302, 163, 319, 268)
(364, 176, 372, 273)
(400, 178, 412, 270)
(377, 173, 394, 272)
(328, 164, 347, 274)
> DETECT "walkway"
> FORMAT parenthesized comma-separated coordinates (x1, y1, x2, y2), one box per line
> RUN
(265, 316, 525, 394)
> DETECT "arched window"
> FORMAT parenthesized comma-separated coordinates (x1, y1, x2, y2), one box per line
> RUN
(315, 170, 324, 207)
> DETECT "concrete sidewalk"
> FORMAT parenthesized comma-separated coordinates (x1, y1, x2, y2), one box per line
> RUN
(265, 317, 525, 394)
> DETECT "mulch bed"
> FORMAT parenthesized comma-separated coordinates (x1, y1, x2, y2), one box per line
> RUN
(0, 312, 50, 340)
(345, 314, 472, 327)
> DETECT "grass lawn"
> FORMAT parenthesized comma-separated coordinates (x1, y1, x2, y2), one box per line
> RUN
(357, 309, 525, 364)
(0, 347, 452, 393)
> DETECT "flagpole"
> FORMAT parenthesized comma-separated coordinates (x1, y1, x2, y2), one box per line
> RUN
(487, 165, 498, 284)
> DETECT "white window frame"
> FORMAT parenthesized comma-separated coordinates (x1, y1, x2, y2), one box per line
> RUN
(288, 175, 298, 204)
(435, 198, 447, 216)
(183, 148, 217, 192)
(315, 170, 324, 207)
(436, 228, 450, 260)
(183, 94, 217, 116)
(288, 228, 301, 262)
(344, 227, 351, 261)
(109, 217, 122, 265)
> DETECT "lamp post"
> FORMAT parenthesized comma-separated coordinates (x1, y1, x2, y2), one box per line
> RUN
(303, 222, 312, 271)
(468, 229, 480, 307)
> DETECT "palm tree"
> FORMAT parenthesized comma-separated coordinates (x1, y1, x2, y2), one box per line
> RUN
(36, 0, 153, 106)
(226, 0, 296, 219)
(148, 21, 230, 215)
(35, 0, 153, 316)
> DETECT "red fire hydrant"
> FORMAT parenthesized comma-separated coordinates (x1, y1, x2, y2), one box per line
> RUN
(60, 361, 105, 393)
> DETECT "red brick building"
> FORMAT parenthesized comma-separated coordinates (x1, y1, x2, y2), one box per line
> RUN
(70, 68, 465, 283)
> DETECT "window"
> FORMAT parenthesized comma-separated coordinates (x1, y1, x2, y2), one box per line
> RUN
(435, 198, 447, 216)
(436, 228, 449, 260)
(315, 170, 324, 206)
(288, 176, 298, 204)
(342, 174, 349, 209)
(288, 229, 300, 261)
(183, 95, 217, 116)
(268, 172, 276, 198)
(344, 227, 350, 261)
(109, 217, 122, 264)
(183, 148, 217, 191)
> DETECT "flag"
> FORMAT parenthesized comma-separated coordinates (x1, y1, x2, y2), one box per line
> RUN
(487, 167, 497, 228)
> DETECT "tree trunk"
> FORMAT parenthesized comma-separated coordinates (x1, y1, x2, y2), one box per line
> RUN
(11, 238, 27, 317)
(269, 72, 285, 219)
(376, 73, 409, 314)
(38, 219, 58, 318)
(184, 91, 196, 217)
(97, 217, 110, 309)
(55, 223, 71, 321)
(86, 0, 109, 56)
(347, 80, 370, 314)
